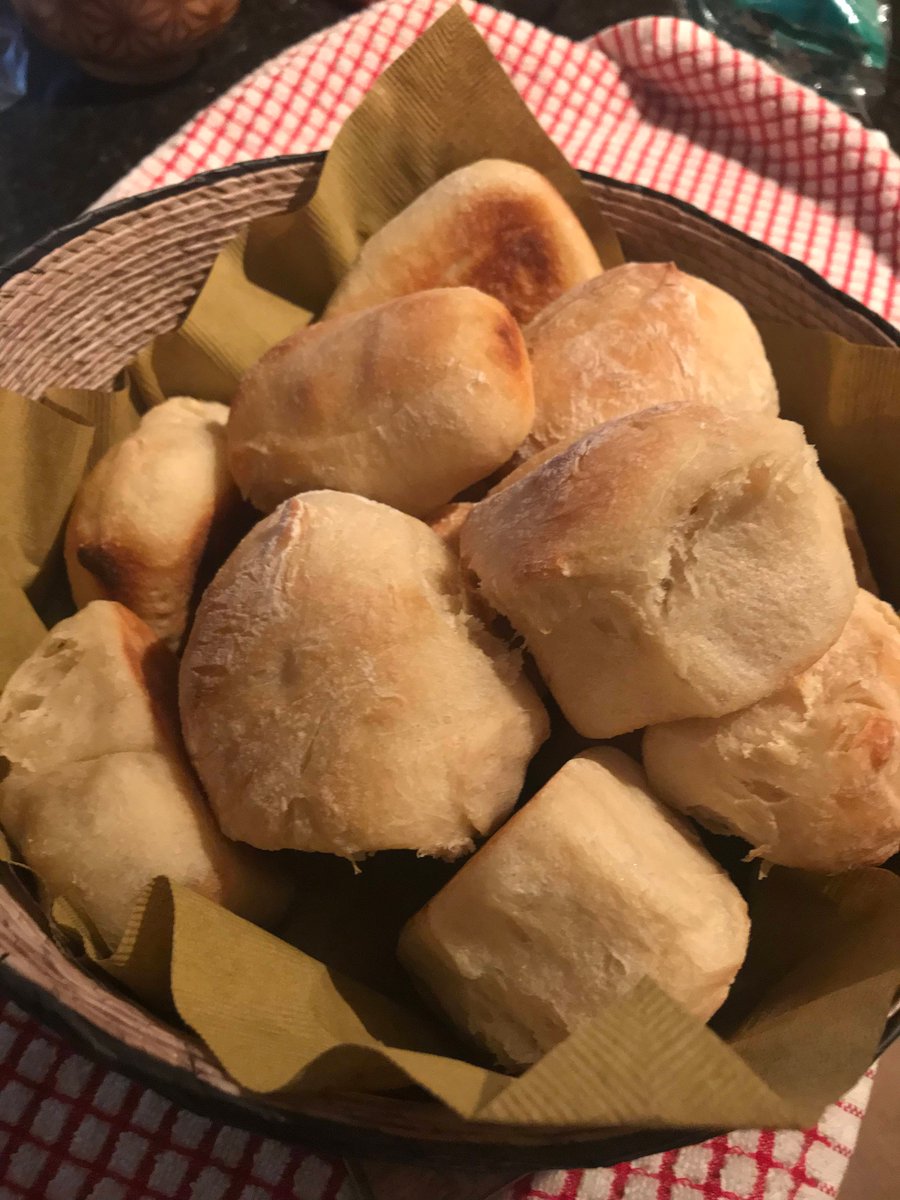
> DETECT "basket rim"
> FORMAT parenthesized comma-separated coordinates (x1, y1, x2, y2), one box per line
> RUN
(3, 151, 900, 351)
(3, 934, 898, 1168)
(1, 155, 899, 1169)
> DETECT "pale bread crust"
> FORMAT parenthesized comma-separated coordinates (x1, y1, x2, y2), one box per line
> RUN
(0, 602, 291, 945)
(519, 262, 778, 461)
(497, 460, 880, 598)
(398, 747, 750, 1068)
(65, 397, 247, 651)
(323, 160, 601, 325)
(644, 589, 900, 872)
(227, 288, 534, 518)
(461, 404, 857, 737)
(179, 491, 549, 859)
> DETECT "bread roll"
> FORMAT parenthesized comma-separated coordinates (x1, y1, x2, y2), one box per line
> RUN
(519, 262, 778, 461)
(498, 459, 880, 604)
(323, 160, 601, 325)
(65, 397, 248, 650)
(461, 405, 857, 737)
(644, 589, 900, 872)
(399, 748, 750, 1068)
(0, 601, 291, 945)
(427, 502, 473, 554)
(1, 753, 289, 947)
(0, 601, 177, 775)
(227, 288, 534, 517)
(180, 492, 549, 859)
(831, 483, 879, 594)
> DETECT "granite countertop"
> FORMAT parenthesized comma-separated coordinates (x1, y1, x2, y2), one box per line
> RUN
(0, 0, 896, 267)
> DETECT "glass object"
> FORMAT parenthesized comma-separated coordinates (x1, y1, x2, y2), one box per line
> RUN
(679, 0, 891, 121)
(10, 0, 240, 85)
(0, 0, 27, 111)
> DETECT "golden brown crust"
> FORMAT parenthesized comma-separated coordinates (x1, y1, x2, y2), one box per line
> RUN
(72, 541, 124, 597)
(446, 193, 568, 323)
(65, 397, 245, 651)
(323, 161, 601, 325)
(227, 288, 535, 517)
(461, 405, 857, 736)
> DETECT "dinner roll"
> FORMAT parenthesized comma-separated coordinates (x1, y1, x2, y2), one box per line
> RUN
(644, 589, 900, 872)
(399, 747, 750, 1068)
(180, 492, 548, 859)
(519, 262, 778, 461)
(65, 396, 249, 651)
(227, 288, 534, 517)
(0, 600, 177, 775)
(1, 753, 289, 948)
(0, 602, 291, 945)
(323, 160, 601, 325)
(461, 405, 857, 737)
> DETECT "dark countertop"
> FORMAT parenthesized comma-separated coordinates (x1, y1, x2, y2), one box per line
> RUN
(0, 0, 896, 267)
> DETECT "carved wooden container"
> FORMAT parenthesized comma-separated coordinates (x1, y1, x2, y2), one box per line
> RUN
(11, 0, 240, 83)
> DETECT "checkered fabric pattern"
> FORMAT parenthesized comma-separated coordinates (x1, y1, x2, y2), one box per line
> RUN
(8, 3, 894, 1197)
(0, 997, 874, 1198)
(102, 0, 900, 328)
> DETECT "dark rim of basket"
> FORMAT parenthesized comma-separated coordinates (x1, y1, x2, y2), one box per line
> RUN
(1, 155, 898, 1171)
(3, 153, 900, 353)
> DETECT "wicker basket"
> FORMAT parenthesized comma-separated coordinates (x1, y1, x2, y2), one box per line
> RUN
(0, 154, 898, 1169)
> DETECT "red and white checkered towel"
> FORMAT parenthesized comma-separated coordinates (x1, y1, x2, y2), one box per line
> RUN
(104, 0, 900, 328)
(0, 997, 873, 1199)
(8, 3, 897, 1197)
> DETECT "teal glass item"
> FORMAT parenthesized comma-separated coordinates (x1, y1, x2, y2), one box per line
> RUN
(679, 0, 890, 119)
(731, 0, 886, 70)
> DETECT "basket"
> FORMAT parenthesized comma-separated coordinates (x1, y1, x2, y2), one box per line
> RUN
(0, 153, 898, 1170)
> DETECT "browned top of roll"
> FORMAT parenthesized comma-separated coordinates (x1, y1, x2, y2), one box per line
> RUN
(64, 396, 246, 651)
(323, 160, 602, 325)
(461, 404, 856, 736)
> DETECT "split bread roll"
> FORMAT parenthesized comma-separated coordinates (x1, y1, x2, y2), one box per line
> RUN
(461, 405, 857, 737)
(180, 491, 549, 859)
(0, 602, 292, 946)
(65, 396, 248, 651)
(643, 589, 900, 872)
(323, 160, 601, 325)
(519, 262, 778, 461)
(227, 288, 534, 517)
(399, 747, 750, 1069)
